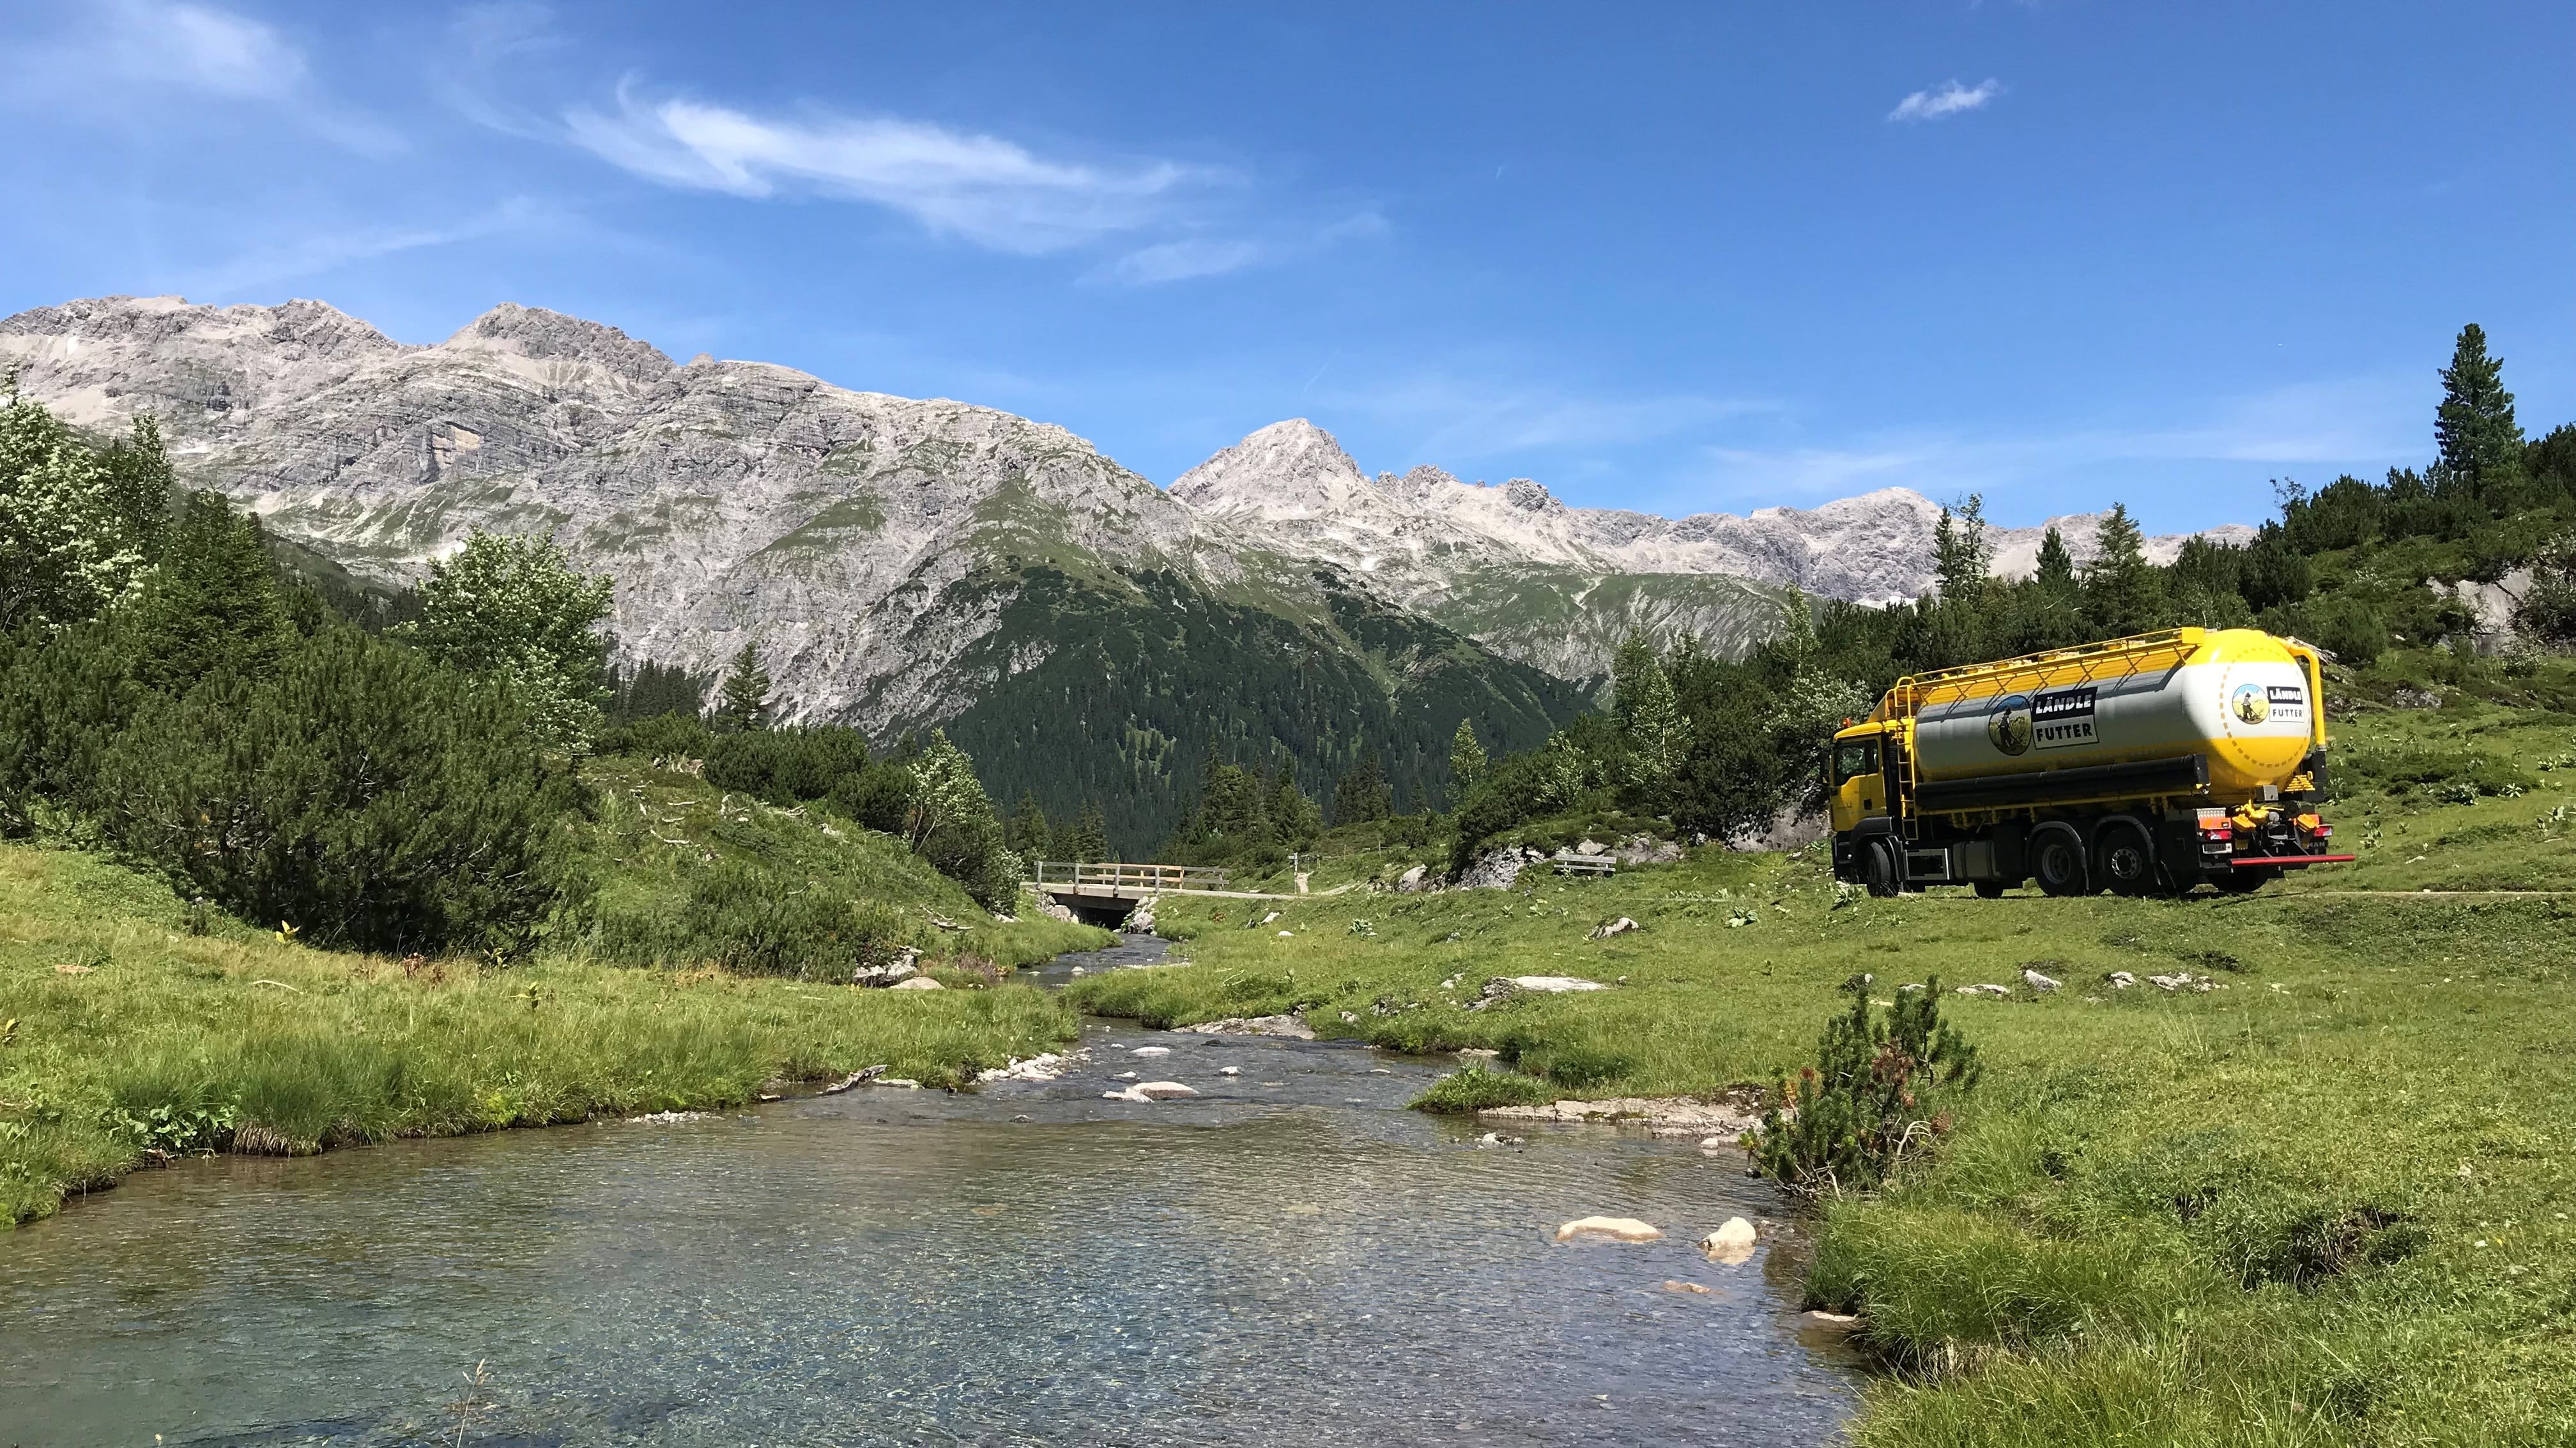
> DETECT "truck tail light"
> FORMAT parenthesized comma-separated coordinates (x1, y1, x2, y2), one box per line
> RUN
(2195, 807, 2232, 839)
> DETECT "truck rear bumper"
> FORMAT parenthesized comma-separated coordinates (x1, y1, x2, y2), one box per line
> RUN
(2230, 855, 2357, 867)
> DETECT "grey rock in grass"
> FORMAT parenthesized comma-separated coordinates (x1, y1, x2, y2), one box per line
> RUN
(2021, 967, 2062, 992)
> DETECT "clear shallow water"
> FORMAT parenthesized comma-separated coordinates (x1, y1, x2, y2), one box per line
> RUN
(0, 938, 1855, 1446)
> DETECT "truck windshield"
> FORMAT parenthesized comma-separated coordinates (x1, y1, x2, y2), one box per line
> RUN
(1833, 739, 1880, 785)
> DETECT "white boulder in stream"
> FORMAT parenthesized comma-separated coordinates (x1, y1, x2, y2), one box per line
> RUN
(1102, 1081, 1199, 1102)
(1554, 1216, 1662, 1244)
(1700, 1217, 1759, 1264)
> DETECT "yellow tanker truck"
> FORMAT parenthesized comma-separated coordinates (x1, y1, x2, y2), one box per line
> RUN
(1827, 627, 2355, 897)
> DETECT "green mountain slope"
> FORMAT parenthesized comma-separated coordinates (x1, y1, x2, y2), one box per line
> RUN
(937, 562, 1586, 856)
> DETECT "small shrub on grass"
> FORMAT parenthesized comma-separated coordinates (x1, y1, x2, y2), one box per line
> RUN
(1412, 1065, 1553, 1113)
(1751, 974, 1981, 1194)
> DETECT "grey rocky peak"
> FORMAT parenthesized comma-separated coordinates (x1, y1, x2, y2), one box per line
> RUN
(442, 303, 677, 390)
(0, 293, 2265, 738)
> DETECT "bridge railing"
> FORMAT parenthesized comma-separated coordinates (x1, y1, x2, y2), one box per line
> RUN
(1029, 862, 1232, 892)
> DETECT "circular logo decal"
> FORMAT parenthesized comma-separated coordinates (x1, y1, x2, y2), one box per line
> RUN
(1987, 694, 2033, 756)
(2230, 683, 2270, 725)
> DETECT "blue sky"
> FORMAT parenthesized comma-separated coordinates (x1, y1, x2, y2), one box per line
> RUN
(3, 1, 2568, 533)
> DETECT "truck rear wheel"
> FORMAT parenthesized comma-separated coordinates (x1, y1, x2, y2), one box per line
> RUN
(2216, 866, 2275, 895)
(1974, 880, 2008, 899)
(2034, 831, 2089, 897)
(2092, 822, 2156, 897)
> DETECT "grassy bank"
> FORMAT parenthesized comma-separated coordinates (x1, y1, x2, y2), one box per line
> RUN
(0, 841, 1090, 1228)
(1071, 702, 2576, 1444)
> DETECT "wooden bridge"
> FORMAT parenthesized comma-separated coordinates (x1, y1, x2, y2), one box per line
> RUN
(1027, 862, 1293, 924)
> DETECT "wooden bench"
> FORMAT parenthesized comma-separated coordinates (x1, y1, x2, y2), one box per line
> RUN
(1551, 850, 1615, 877)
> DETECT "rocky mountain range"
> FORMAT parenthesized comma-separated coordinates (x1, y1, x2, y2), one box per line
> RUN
(1, 293, 2254, 846)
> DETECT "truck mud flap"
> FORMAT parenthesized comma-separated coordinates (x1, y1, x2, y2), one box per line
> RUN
(1913, 754, 2209, 813)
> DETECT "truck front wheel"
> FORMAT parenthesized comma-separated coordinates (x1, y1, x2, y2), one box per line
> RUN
(1864, 841, 1902, 897)
(2034, 831, 2089, 897)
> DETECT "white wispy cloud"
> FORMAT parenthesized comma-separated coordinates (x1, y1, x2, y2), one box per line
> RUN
(1696, 376, 2426, 507)
(1888, 78, 2002, 123)
(1105, 238, 1266, 284)
(563, 84, 1207, 254)
(180, 197, 559, 293)
(2, 0, 397, 151)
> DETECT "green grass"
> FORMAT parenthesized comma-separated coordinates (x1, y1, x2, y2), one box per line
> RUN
(1068, 698, 2576, 1445)
(564, 755, 1110, 972)
(0, 761, 1108, 1228)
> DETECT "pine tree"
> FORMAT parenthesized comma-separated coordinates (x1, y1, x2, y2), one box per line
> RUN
(2434, 323, 2522, 490)
(1332, 750, 1392, 824)
(716, 643, 772, 731)
(2081, 504, 2160, 637)
(1006, 789, 1053, 858)
(127, 491, 293, 694)
(1931, 493, 1992, 602)
(1448, 718, 1488, 795)
(2032, 525, 2077, 594)
(1066, 800, 1112, 862)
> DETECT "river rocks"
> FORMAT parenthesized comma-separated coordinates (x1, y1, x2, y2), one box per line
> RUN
(2021, 967, 2062, 993)
(976, 1052, 1079, 1083)
(1037, 899, 1080, 924)
(1126, 895, 1160, 934)
(1700, 1217, 1759, 1263)
(852, 949, 922, 987)
(1112, 1071, 1139, 1080)
(1181, 1015, 1317, 1040)
(888, 976, 945, 991)
(1102, 1080, 1199, 1102)
(1129, 1045, 1171, 1057)
(1589, 917, 1641, 940)
(1554, 1216, 1663, 1244)
(817, 1065, 889, 1094)
(1660, 1280, 1713, 1294)
(626, 1109, 713, 1124)
(1482, 1096, 1760, 1138)
(1218, 1065, 1241, 1076)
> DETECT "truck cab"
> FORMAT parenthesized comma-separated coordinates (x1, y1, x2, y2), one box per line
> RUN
(1827, 725, 1890, 832)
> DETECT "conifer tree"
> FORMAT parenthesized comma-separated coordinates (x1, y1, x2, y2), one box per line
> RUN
(1065, 800, 1112, 862)
(1931, 493, 1992, 602)
(2081, 504, 2161, 637)
(2434, 323, 2522, 489)
(2032, 525, 2076, 594)
(128, 491, 293, 693)
(716, 643, 772, 731)
(1006, 789, 1052, 858)
(1333, 749, 1392, 824)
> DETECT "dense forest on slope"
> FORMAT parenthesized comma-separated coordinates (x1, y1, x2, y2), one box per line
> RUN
(937, 563, 1584, 857)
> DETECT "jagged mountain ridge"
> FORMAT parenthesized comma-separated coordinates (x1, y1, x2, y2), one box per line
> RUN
(1174, 418, 2255, 611)
(0, 294, 1591, 850)
(3, 294, 2264, 841)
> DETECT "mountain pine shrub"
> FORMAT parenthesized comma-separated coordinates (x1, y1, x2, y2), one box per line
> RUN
(1752, 974, 1982, 1195)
